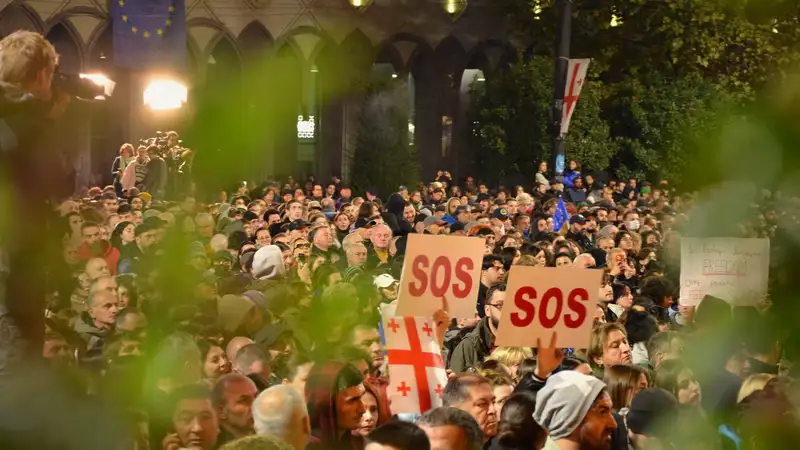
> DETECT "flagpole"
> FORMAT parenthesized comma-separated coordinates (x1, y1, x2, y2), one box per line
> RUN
(550, 0, 572, 179)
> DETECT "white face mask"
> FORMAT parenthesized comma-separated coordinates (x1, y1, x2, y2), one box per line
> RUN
(627, 220, 640, 231)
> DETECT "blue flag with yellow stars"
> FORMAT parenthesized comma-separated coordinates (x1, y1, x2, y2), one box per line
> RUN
(111, 0, 186, 69)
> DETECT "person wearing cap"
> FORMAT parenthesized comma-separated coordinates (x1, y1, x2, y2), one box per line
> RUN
(625, 388, 679, 450)
(454, 205, 471, 225)
(373, 274, 399, 302)
(533, 371, 617, 450)
(566, 214, 592, 251)
(287, 220, 311, 241)
(448, 221, 468, 236)
(422, 215, 446, 235)
(491, 207, 511, 229)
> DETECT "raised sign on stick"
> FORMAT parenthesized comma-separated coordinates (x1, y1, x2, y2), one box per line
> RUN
(495, 266, 602, 349)
(396, 234, 484, 319)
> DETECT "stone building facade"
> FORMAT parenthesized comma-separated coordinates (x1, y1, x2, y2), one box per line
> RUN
(0, 0, 518, 185)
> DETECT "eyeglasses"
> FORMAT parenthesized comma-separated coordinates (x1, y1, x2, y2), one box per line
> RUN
(294, 243, 310, 249)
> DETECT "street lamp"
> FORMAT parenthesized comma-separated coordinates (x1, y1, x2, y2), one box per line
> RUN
(143, 79, 187, 110)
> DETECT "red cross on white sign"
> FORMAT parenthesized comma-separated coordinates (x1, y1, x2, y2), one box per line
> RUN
(561, 58, 591, 135)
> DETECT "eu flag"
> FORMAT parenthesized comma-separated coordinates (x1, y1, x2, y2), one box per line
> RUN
(111, 0, 186, 69)
(553, 196, 569, 232)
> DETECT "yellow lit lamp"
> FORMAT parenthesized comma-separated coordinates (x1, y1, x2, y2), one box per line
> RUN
(444, 0, 467, 19)
(143, 79, 188, 110)
(349, 0, 373, 12)
(610, 13, 622, 27)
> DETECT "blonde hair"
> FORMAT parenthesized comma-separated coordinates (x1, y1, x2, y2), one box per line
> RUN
(120, 143, 134, 155)
(488, 346, 534, 369)
(515, 255, 538, 266)
(588, 323, 627, 368)
(0, 30, 57, 86)
(737, 373, 777, 403)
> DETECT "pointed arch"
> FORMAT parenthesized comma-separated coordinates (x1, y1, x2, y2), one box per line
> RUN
(45, 21, 83, 73)
(237, 19, 273, 56)
(378, 33, 432, 72)
(0, 2, 45, 34)
(435, 35, 468, 72)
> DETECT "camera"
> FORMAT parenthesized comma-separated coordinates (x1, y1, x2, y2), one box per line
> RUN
(51, 67, 114, 100)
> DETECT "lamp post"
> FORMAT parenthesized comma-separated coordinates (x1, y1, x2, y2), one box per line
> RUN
(550, 0, 572, 178)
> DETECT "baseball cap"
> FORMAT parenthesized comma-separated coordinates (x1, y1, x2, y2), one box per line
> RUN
(287, 220, 310, 231)
(450, 222, 467, 233)
(492, 207, 510, 220)
(626, 388, 679, 437)
(423, 216, 446, 228)
(569, 214, 587, 224)
(374, 273, 398, 289)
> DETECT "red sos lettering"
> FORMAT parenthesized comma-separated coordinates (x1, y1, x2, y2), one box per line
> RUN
(407, 255, 474, 298)
(509, 286, 589, 329)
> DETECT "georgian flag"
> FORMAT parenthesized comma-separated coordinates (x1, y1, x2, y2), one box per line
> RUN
(380, 303, 448, 414)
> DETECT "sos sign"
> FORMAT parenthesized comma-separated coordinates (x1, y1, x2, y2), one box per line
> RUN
(495, 266, 602, 349)
(396, 234, 485, 319)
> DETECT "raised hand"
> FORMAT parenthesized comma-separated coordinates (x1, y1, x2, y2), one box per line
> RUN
(535, 332, 565, 380)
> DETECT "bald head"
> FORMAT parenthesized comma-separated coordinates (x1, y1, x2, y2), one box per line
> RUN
(226, 336, 254, 362)
(85, 257, 110, 280)
(89, 276, 118, 296)
(253, 385, 310, 450)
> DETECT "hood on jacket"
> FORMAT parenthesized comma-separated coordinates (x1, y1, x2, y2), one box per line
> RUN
(385, 193, 405, 218)
(306, 361, 365, 447)
(217, 294, 256, 334)
(252, 245, 286, 280)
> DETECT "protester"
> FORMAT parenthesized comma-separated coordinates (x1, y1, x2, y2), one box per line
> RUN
(252, 385, 310, 450)
(417, 407, 484, 450)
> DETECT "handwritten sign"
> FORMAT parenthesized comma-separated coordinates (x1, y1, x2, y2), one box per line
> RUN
(495, 266, 602, 349)
(679, 238, 769, 306)
(395, 234, 484, 319)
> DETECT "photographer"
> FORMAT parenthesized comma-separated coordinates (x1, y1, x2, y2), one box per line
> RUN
(0, 30, 70, 362)
(0, 31, 123, 450)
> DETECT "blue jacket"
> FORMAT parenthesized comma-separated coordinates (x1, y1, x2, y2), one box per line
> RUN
(562, 169, 580, 188)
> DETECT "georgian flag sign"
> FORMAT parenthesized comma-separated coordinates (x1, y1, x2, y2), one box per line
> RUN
(380, 303, 447, 414)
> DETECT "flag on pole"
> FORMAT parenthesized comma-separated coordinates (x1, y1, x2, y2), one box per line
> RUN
(380, 305, 447, 414)
(561, 58, 590, 135)
(553, 197, 570, 232)
(111, 0, 187, 69)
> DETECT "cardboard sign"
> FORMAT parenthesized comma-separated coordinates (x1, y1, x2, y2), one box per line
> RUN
(679, 238, 769, 306)
(395, 234, 484, 319)
(495, 266, 602, 349)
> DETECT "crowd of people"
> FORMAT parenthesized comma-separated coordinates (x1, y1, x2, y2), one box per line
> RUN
(31, 146, 797, 450)
(1, 27, 797, 450)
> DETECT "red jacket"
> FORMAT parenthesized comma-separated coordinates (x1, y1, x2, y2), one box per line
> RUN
(77, 241, 120, 276)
